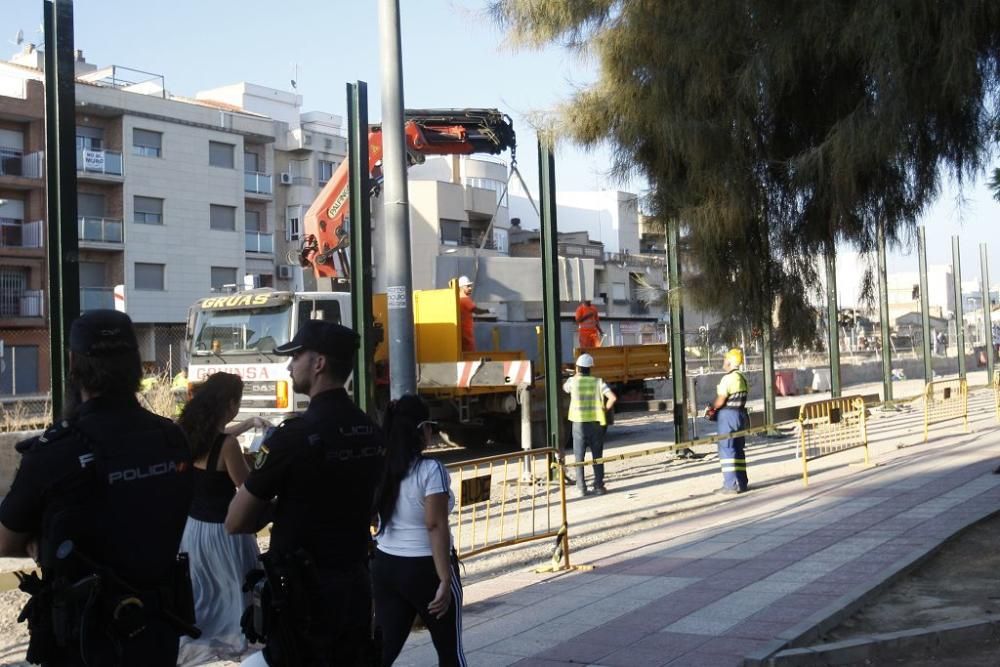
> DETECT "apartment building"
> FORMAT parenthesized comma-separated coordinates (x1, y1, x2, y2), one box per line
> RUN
(0, 47, 288, 385)
(0, 76, 47, 395)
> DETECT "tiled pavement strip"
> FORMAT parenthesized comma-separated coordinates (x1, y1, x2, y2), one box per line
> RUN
(395, 387, 1000, 666)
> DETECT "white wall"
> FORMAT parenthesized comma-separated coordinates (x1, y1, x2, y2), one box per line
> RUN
(508, 185, 641, 254)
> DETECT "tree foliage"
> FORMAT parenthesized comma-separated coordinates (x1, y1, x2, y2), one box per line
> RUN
(492, 1, 1000, 347)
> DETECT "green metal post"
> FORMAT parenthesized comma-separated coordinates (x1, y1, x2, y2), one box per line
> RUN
(347, 81, 374, 416)
(952, 236, 966, 379)
(43, 0, 81, 420)
(667, 218, 688, 443)
(825, 245, 842, 397)
(877, 219, 893, 403)
(918, 227, 933, 381)
(980, 244, 993, 383)
(760, 224, 775, 430)
(538, 140, 564, 451)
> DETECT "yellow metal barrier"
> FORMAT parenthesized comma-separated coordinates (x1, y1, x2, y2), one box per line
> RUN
(923, 378, 969, 441)
(797, 396, 869, 486)
(447, 447, 580, 571)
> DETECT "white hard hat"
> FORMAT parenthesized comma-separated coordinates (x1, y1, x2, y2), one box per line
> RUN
(458, 275, 473, 288)
(576, 353, 594, 368)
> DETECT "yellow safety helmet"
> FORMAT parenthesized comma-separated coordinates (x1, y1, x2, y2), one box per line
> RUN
(725, 348, 744, 367)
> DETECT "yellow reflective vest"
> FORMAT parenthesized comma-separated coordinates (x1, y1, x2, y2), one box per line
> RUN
(563, 375, 608, 426)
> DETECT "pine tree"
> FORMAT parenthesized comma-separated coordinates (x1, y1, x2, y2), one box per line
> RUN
(492, 0, 1000, 346)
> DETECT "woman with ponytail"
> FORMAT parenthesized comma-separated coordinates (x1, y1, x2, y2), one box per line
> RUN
(372, 394, 467, 666)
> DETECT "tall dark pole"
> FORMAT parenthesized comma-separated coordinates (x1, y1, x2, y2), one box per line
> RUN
(538, 140, 563, 451)
(377, 0, 416, 398)
(877, 219, 893, 404)
(918, 227, 933, 381)
(347, 81, 374, 416)
(980, 243, 993, 383)
(760, 223, 775, 430)
(667, 218, 688, 443)
(43, 0, 81, 420)
(825, 245, 841, 397)
(952, 236, 966, 380)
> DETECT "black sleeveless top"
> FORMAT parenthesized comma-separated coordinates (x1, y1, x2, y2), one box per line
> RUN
(188, 433, 236, 523)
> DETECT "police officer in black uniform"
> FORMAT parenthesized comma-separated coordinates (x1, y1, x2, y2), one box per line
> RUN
(0, 310, 195, 666)
(226, 320, 384, 667)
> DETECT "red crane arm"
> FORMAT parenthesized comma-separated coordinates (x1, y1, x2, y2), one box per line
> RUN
(301, 109, 515, 279)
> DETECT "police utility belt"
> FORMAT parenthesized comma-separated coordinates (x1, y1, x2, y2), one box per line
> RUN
(16, 541, 199, 664)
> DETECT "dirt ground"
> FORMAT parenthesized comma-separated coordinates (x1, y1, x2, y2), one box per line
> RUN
(823, 511, 1000, 666)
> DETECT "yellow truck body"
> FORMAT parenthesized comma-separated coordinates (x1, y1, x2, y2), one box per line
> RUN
(573, 343, 671, 384)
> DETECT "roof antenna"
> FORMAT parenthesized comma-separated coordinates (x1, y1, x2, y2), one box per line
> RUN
(290, 63, 298, 90)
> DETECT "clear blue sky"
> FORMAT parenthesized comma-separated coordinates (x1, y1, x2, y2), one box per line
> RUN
(2, 0, 998, 280)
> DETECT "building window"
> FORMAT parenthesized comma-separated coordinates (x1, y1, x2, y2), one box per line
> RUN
(75, 126, 103, 151)
(440, 219, 462, 246)
(245, 210, 262, 232)
(134, 262, 165, 291)
(132, 128, 162, 157)
(210, 204, 236, 231)
(318, 160, 335, 183)
(211, 266, 238, 291)
(0, 344, 39, 395)
(286, 205, 304, 241)
(0, 267, 28, 316)
(134, 196, 164, 224)
(244, 151, 260, 173)
(209, 141, 235, 169)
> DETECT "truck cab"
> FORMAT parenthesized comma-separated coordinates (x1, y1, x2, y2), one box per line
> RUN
(185, 289, 353, 448)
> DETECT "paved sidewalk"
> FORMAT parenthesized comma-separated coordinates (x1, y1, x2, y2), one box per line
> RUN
(397, 390, 1000, 666)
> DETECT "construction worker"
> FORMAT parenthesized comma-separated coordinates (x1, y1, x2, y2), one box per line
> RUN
(563, 353, 617, 497)
(458, 275, 489, 352)
(575, 298, 603, 348)
(709, 348, 750, 494)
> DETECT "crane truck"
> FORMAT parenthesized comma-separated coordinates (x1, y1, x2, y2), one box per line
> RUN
(186, 109, 533, 448)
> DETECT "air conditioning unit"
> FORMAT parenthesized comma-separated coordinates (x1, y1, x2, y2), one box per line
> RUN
(277, 265, 294, 280)
(279, 172, 293, 185)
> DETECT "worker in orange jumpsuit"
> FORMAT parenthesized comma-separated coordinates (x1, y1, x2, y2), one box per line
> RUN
(458, 275, 489, 352)
(575, 298, 603, 348)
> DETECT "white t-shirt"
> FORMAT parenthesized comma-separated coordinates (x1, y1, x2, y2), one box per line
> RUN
(376, 458, 455, 557)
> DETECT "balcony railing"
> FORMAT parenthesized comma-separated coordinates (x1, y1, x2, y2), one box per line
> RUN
(76, 148, 124, 176)
(0, 148, 44, 178)
(245, 231, 274, 254)
(0, 218, 44, 248)
(78, 216, 124, 244)
(80, 287, 115, 312)
(244, 172, 273, 195)
(559, 243, 605, 262)
(0, 289, 43, 317)
(605, 251, 665, 269)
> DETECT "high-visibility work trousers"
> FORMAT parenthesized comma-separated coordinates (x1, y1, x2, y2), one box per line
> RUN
(578, 329, 601, 348)
(717, 407, 749, 491)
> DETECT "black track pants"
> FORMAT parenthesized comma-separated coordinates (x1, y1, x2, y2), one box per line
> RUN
(372, 549, 467, 667)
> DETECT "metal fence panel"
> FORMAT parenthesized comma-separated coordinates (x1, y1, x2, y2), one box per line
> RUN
(923, 378, 968, 441)
(797, 395, 869, 486)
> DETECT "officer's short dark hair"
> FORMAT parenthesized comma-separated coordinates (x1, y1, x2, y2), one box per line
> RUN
(68, 346, 143, 398)
(67, 311, 142, 398)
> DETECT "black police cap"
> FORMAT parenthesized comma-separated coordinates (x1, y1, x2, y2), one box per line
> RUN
(273, 320, 358, 360)
(69, 310, 139, 356)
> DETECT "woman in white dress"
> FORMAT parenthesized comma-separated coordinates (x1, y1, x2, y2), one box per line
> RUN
(176, 372, 263, 665)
